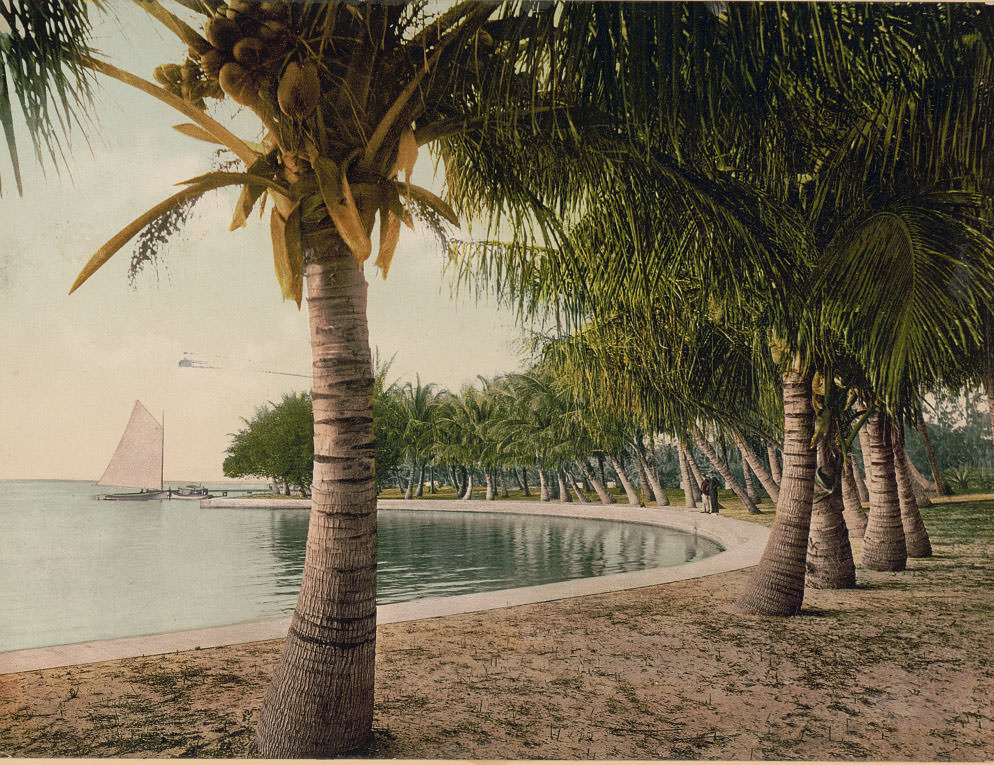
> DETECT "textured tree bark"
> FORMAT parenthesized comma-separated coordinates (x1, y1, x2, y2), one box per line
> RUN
(566, 470, 591, 503)
(692, 427, 759, 514)
(858, 428, 874, 503)
(684, 446, 705, 504)
(860, 411, 907, 571)
(414, 461, 425, 497)
(538, 466, 549, 502)
(461, 471, 474, 500)
(892, 431, 932, 558)
(520, 468, 531, 496)
(849, 451, 870, 504)
(904, 451, 937, 492)
(646, 445, 670, 505)
(736, 370, 817, 615)
(766, 443, 782, 486)
(579, 460, 615, 504)
(915, 415, 950, 494)
(484, 470, 495, 501)
(634, 448, 664, 505)
(742, 459, 759, 503)
(634, 450, 652, 504)
(255, 233, 376, 757)
(840, 455, 868, 539)
(498, 469, 509, 498)
(556, 470, 571, 503)
(678, 447, 697, 509)
(805, 442, 856, 589)
(609, 455, 640, 505)
(734, 432, 780, 504)
(403, 464, 413, 500)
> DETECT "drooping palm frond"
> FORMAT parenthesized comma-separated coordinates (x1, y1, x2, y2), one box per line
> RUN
(811, 189, 994, 408)
(535, 298, 783, 446)
(0, 0, 98, 195)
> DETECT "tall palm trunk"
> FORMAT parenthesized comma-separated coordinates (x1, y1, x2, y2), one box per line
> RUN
(609, 454, 640, 505)
(520, 468, 531, 497)
(579, 460, 615, 504)
(912, 413, 948, 494)
(766, 444, 782, 486)
(692, 426, 760, 514)
(904, 451, 937, 492)
(805, 442, 856, 589)
(840, 456, 868, 539)
(892, 431, 932, 558)
(850, 451, 870, 504)
(635, 450, 652, 504)
(429, 465, 436, 494)
(538, 465, 549, 501)
(498, 470, 509, 498)
(742, 460, 759, 504)
(860, 411, 907, 572)
(403, 462, 414, 499)
(557, 470, 572, 503)
(646, 445, 670, 505)
(736, 370, 817, 616)
(256, 235, 376, 757)
(684, 445, 705, 503)
(414, 461, 425, 497)
(484, 469, 495, 501)
(858, 428, 874, 503)
(678, 446, 697, 509)
(567, 470, 590, 503)
(635, 448, 665, 505)
(733, 432, 780, 504)
(461, 471, 474, 500)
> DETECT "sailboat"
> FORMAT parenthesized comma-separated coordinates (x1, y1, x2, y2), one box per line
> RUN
(98, 401, 210, 501)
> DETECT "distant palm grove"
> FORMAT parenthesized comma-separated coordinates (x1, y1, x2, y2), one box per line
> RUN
(10, 0, 994, 757)
(226, 371, 994, 508)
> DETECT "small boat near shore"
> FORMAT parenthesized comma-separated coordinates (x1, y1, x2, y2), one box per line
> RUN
(97, 401, 212, 501)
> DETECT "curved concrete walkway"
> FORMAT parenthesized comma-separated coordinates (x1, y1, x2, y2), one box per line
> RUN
(0, 500, 768, 675)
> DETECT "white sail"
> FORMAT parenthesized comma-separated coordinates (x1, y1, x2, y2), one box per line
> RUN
(98, 401, 163, 490)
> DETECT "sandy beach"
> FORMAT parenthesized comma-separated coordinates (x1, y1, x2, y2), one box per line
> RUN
(2, 497, 993, 759)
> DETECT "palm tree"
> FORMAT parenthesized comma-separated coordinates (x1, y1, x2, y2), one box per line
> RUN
(398, 377, 443, 499)
(735, 368, 817, 614)
(463, 4, 994, 619)
(64, 2, 674, 755)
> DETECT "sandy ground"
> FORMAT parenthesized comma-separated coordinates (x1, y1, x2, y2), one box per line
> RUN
(1, 500, 992, 760)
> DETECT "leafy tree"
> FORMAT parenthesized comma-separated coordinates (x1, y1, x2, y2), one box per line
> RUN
(224, 392, 314, 495)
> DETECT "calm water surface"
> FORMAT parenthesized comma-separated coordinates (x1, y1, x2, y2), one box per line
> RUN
(0, 480, 721, 652)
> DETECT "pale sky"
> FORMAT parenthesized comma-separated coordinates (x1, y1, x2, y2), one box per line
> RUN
(0, 5, 528, 481)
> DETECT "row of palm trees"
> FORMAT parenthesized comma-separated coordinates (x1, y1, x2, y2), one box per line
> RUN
(458, 6, 994, 622)
(373, 364, 946, 526)
(14, 1, 994, 756)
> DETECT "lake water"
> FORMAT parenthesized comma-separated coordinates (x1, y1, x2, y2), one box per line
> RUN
(0, 480, 721, 652)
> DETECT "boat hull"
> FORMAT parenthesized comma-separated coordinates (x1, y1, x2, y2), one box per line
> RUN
(100, 490, 169, 501)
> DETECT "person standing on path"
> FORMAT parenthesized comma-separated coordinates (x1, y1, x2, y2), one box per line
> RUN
(708, 475, 719, 513)
(699, 476, 712, 513)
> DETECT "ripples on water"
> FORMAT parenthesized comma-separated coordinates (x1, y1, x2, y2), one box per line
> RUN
(0, 481, 721, 652)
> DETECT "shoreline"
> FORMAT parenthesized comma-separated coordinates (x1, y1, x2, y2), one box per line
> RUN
(2, 493, 991, 760)
(0, 501, 767, 674)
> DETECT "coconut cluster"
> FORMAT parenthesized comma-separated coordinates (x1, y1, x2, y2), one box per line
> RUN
(156, 1, 319, 119)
